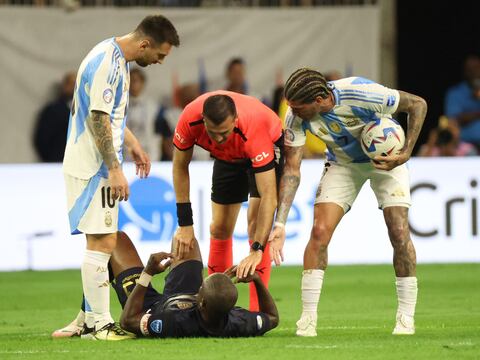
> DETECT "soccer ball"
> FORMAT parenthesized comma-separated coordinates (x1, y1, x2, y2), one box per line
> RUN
(360, 117, 405, 159)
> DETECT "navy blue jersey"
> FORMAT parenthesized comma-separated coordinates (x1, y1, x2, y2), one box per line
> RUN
(143, 295, 271, 338)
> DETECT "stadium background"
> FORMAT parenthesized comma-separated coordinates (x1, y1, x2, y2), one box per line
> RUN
(0, 0, 479, 358)
(0, 0, 478, 269)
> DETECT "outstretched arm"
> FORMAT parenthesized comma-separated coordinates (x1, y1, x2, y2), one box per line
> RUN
(252, 273, 279, 328)
(225, 268, 279, 330)
(374, 90, 428, 170)
(268, 145, 304, 265)
(172, 147, 195, 259)
(236, 168, 277, 278)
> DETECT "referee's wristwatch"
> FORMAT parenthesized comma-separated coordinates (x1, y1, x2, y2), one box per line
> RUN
(250, 241, 265, 252)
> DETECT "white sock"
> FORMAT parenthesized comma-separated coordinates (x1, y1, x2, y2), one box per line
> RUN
(84, 310, 95, 329)
(300, 269, 325, 320)
(395, 276, 418, 319)
(74, 309, 85, 327)
(81, 250, 114, 330)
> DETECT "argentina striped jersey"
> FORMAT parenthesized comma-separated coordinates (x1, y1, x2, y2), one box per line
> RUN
(284, 77, 400, 164)
(63, 38, 130, 179)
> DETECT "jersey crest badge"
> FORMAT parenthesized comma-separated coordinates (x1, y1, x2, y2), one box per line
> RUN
(329, 122, 342, 134)
(103, 88, 113, 104)
(105, 211, 112, 227)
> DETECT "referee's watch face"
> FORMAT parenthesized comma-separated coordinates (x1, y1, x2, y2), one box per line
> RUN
(136, 41, 172, 67)
(203, 115, 236, 144)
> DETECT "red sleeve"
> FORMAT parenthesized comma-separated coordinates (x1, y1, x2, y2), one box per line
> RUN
(173, 106, 197, 150)
(247, 129, 276, 171)
(247, 106, 281, 172)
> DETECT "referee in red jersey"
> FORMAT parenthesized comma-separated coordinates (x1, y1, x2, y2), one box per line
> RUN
(172, 91, 283, 311)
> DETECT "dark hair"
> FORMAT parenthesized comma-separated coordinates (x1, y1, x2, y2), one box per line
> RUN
(284, 68, 330, 103)
(226, 57, 245, 73)
(203, 274, 238, 317)
(202, 95, 237, 125)
(130, 68, 146, 82)
(135, 15, 180, 47)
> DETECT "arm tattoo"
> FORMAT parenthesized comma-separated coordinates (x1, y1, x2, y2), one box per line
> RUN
(88, 110, 119, 170)
(396, 90, 428, 155)
(276, 146, 303, 224)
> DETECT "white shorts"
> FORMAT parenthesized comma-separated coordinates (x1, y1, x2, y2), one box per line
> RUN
(315, 161, 411, 213)
(64, 173, 119, 235)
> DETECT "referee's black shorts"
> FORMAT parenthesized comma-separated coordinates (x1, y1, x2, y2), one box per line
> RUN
(211, 134, 284, 205)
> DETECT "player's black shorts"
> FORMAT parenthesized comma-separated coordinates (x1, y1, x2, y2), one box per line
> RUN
(211, 134, 285, 205)
(112, 260, 204, 311)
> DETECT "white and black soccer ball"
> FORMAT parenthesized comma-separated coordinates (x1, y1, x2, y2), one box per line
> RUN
(360, 117, 405, 159)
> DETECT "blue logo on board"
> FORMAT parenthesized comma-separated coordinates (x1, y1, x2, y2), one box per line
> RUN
(118, 176, 176, 242)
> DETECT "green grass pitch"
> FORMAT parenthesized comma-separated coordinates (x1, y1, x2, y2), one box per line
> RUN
(0, 264, 479, 359)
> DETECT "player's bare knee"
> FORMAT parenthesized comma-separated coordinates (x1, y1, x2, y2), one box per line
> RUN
(86, 232, 117, 253)
(310, 223, 334, 244)
(210, 223, 232, 240)
(116, 231, 133, 248)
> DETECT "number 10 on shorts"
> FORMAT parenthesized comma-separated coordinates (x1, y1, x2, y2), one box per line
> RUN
(101, 186, 116, 208)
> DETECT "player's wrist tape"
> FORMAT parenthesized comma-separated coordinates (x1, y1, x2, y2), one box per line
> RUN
(274, 221, 285, 228)
(137, 271, 152, 287)
(140, 313, 151, 336)
(177, 202, 194, 226)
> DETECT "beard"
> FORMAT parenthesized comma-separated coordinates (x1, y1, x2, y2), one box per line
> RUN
(135, 59, 149, 67)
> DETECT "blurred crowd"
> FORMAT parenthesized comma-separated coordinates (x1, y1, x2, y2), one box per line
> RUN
(1, 0, 375, 8)
(33, 54, 480, 163)
(418, 55, 480, 158)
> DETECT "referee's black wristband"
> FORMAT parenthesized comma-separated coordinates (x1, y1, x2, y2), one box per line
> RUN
(176, 202, 193, 226)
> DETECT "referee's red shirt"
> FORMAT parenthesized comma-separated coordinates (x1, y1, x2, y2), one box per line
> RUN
(174, 90, 283, 170)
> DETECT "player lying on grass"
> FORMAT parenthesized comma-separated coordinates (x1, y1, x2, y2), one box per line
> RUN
(110, 231, 279, 338)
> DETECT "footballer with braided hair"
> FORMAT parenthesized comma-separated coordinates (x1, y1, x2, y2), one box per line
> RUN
(268, 68, 427, 337)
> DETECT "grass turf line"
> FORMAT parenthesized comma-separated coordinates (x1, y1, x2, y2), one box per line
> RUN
(0, 264, 479, 359)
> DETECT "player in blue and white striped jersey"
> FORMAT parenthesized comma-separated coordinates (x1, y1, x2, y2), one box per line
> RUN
(268, 69, 427, 337)
(56, 15, 179, 341)
(283, 76, 400, 164)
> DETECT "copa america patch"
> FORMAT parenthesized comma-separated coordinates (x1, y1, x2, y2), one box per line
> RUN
(285, 128, 295, 142)
(150, 319, 163, 334)
(103, 88, 113, 104)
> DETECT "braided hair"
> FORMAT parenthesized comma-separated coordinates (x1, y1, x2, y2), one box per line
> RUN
(284, 68, 330, 103)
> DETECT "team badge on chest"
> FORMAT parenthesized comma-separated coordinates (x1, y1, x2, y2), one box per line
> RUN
(328, 122, 342, 134)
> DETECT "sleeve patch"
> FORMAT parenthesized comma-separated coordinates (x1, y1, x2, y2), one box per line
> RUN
(174, 131, 187, 145)
(251, 151, 271, 164)
(149, 319, 163, 334)
(103, 88, 113, 104)
(256, 315, 263, 330)
(285, 128, 295, 142)
(386, 95, 396, 107)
